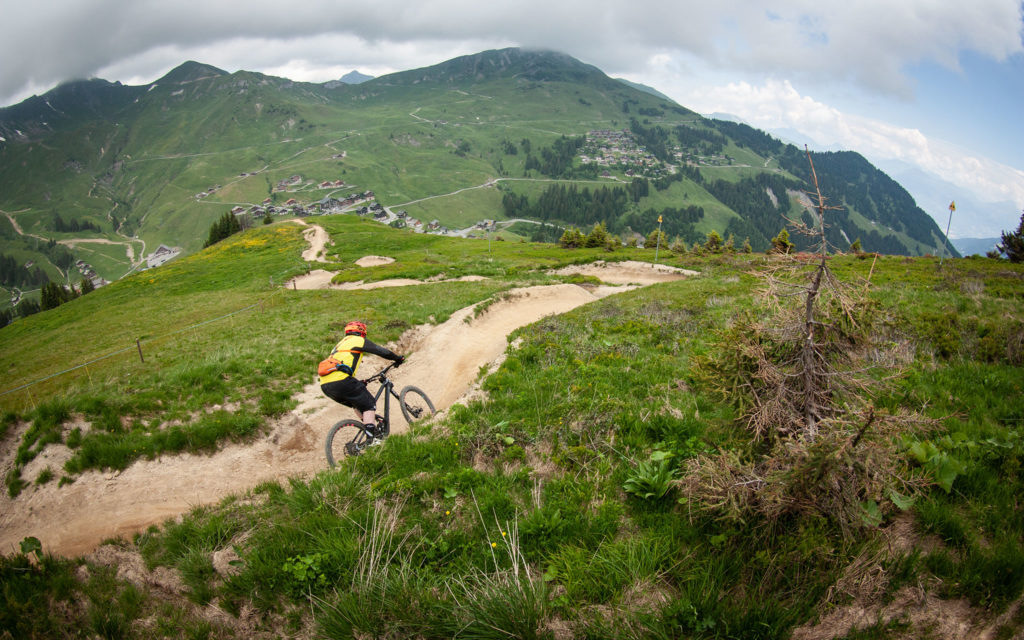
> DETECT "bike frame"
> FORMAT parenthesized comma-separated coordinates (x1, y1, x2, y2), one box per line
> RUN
(356, 363, 402, 439)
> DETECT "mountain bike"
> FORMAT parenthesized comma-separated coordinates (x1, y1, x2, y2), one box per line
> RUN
(325, 362, 436, 465)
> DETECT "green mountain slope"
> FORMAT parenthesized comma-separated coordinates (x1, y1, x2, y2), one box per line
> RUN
(0, 48, 954, 300)
(0, 218, 1020, 637)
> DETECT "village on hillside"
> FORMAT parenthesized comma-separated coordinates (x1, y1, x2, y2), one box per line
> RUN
(152, 127, 743, 274)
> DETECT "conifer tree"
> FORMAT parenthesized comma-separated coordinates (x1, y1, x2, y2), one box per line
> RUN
(704, 229, 724, 253)
(40, 281, 72, 310)
(17, 298, 40, 318)
(997, 211, 1024, 263)
(769, 229, 795, 254)
(559, 227, 584, 248)
(645, 228, 667, 250)
(585, 222, 610, 248)
(204, 212, 242, 248)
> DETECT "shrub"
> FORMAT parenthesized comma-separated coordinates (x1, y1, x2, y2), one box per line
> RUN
(704, 230, 724, 253)
(559, 227, 585, 248)
(769, 229, 795, 254)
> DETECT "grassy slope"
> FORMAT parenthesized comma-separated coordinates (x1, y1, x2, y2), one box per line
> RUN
(1, 218, 1022, 637)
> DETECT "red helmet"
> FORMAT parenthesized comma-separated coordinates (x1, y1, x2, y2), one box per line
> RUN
(344, 321, 367, 337)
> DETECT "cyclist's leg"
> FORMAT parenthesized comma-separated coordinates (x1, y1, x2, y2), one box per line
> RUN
(347, 384, 380, 437)
(324, 379, 378, 438)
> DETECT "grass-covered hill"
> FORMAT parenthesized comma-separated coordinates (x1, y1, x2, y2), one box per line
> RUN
(1, 48, 953, 307)
(0, 212, 1021, 638)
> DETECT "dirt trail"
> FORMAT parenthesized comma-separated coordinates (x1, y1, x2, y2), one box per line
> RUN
(298, 222, 330, 262)
(0, 225, 697, 558)
(59, 237, 138, 262)
(289, 269, 488, 290)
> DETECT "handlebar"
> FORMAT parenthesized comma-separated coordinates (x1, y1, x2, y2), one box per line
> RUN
(363, 360, 400, 384)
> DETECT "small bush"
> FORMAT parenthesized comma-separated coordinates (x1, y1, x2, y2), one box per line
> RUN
(34, 467, 54, 485)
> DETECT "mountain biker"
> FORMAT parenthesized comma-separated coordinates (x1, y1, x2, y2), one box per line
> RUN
(319, 321, 405, 442)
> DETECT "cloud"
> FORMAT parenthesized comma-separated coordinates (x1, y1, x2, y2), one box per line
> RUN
(2, 0, 1022, 106)
(669, 77, 1024, 228)
(3, 0, 1020, 236)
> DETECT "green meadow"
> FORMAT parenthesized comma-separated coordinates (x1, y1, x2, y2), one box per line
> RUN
(1, 215, 1022, 638)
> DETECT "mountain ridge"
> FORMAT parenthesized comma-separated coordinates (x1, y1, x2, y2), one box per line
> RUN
(0, 47, 956, 294)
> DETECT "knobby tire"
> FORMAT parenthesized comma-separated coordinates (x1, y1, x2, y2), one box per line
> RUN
(325, 418, 363, 467)
(399, 386, 436, 424)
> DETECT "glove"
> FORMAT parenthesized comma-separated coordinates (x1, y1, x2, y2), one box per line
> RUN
(394, 355, 405, 367)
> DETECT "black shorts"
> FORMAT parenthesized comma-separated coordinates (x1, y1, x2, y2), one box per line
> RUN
(321, 377, 376, 413)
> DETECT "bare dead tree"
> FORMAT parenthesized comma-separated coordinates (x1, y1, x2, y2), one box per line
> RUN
(681, 147, 936, 535)
(801, 145, 841, 440)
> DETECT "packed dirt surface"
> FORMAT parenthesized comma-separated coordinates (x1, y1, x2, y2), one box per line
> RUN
(550, 259, 699, 284)
(354, 255, 395, 267)
(0, 225, 697, 558)
(299, 223, 330, 263)
(288, 269, 488, 291)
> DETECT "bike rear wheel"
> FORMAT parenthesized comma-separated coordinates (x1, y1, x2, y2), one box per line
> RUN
(399, 386, 436, 425)
(325, 419, 364, 467)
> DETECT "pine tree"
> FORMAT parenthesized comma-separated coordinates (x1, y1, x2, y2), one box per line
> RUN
(40, 281, 75, 309)
(585, 222, 610, 248)
(204, 211, 243, 248)
(41, 281, 63, 310)
(559, 227, 584, 248)
(645, 228, 667, 250)
(17, 298, 40, 318)
(997, 211, 1024, 263)
(769, 229, 795, 254)
(704, 229, 724, 253)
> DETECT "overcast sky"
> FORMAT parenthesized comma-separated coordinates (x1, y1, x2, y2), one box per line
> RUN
(2, 0, 1022, 237)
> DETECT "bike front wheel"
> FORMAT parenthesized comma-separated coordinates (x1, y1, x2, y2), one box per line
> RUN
(325, 419, 364, 467)
(399, 386, 436, 425)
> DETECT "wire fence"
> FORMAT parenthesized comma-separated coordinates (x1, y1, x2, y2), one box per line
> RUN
(0, 283, 292, 400)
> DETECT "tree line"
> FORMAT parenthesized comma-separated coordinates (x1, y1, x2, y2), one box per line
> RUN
(204, 211, 243, 248)
(522, 135, 586, 179)
(707, 119, 935, 255)
(509, 118, 936, 256)
(0, 276, 94, 329)
(0, 253, 49, 288)
(53, 213, 101, 233)
(502, 182, 706, 243)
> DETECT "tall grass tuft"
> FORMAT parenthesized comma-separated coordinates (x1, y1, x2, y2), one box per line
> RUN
(446, 505, 551, 640)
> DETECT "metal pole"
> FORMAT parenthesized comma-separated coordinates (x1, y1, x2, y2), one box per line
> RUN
(940, 201, 955, 267)
(654, 215, 663, 263)
(136, 339, 145, 363)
